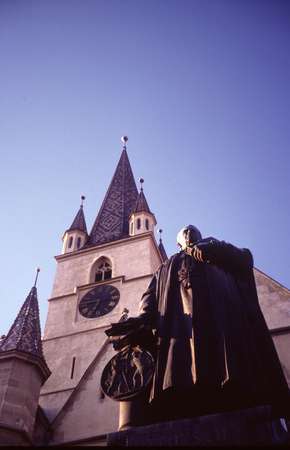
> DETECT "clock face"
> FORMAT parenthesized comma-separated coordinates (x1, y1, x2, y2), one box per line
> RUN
(79, 285, 120, 318)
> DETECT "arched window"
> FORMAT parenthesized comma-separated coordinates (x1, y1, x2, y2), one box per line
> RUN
(94, 258, 112, 282)
(68, 236, 73, 248)
(137, 218, 141, 230)
(145, 219, 149, 230)
(77, 237, 82, 249)
(130, 221, 133, 235)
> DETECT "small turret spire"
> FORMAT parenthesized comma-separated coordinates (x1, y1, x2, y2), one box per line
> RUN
(34, 267, 40, 287)
(129, 177, 157, 236)
(67, 196, 88, 234)
(157, 228, 168, 261)
(0, 274, 49, 367)
(132, 178, 152, 214)
(62, 196, 88, 253)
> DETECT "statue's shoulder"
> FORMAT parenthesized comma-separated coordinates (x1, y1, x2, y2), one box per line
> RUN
(158, 252, 181, 272)
(198, 236, 218, 244)
(166, 252, 181, 265)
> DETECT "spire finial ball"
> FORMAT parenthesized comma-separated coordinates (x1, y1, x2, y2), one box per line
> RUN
(34, 267, 40, 287)
(121, 136, 128, 145)
(158, 229, 163, 234)
(139, 178, 144, 191)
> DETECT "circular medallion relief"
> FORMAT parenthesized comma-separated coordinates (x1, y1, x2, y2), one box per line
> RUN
(101, 345, 155, 401)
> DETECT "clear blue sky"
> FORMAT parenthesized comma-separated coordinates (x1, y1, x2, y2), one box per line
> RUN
(1, 0, 289, 334)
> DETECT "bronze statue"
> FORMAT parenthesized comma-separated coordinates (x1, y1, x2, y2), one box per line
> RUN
(104, 225, 290, 425)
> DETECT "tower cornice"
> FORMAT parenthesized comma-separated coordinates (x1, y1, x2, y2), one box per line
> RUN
(55, 231, 162, 262)
(0, 350, 51, 384)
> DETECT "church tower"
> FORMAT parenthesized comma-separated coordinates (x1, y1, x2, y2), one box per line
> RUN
(0, 271, 50, 445)
(39, 138, 166, 446)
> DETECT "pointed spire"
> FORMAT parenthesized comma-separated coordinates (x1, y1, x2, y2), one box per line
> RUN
(132, 178, 152, 214)
(0, 270, 45, 360)
(68, 195, 88, 234)
(158, 229, 168, 261)
(89, 138, 138, 245)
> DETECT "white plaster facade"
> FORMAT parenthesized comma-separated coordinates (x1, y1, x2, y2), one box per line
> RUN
(254, 268, 290, 390)
(254, 268, 290, 330)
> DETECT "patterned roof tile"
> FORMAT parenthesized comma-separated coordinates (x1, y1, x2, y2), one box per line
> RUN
(132, 188, 152, 214)
(68, 205, 87, 234)
(0, 287, 45, 361)
(88, 149, 138, 245)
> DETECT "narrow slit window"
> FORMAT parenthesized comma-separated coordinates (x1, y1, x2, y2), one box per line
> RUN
(137, 218, 141, 230)
(70, 357, 76, 379)
(77, 237, 82, 248)
(104, 269, 112, 280)
(95, 272, 103, 282)
(68, 236, 73, 248)
(145, 219, 149, 230)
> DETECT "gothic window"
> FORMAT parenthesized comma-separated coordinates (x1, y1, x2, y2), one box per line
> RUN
(145, 219, 149, 230)
(137, 218, 141, 230)
(94, 257, 112, 283)
(77, 237, 82, 249)
(70, 357, 76, 379)
(68, 236, 73, 248)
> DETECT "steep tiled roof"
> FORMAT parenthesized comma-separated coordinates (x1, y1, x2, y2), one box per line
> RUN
(132, 188, 152, 214)
(68, 205, 87, 234)
(88, 149, 138, 245)
(0, 287, 45, 360)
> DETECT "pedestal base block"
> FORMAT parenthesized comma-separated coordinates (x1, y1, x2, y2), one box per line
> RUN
(107, 405, 289, 447)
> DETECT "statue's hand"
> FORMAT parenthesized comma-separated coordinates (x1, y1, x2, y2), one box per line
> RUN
(108, 335, 131, 351)
(185, 243, 210, 263)
(192, 244, 205, 262)
(105, 317, 143, 337)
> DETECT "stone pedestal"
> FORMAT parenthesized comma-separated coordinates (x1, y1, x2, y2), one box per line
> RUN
(107, 405, 289, 447)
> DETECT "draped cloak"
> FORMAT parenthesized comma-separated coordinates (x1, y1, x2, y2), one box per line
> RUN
(134, 238, 290, 416)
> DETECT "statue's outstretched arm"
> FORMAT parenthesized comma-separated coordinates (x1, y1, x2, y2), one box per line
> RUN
(105, 274, 158, 351)
(186, 237, 253, 273)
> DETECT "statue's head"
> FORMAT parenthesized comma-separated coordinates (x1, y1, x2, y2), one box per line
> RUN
(177, 225, 202, 250)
